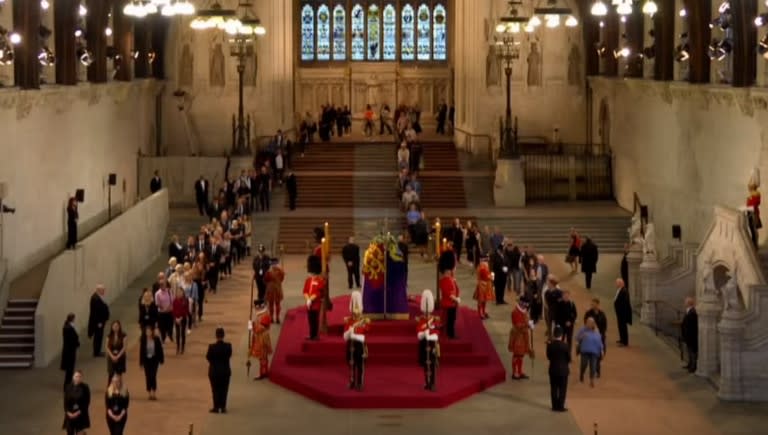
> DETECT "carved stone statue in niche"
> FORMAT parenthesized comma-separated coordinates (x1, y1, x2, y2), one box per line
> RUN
(178, 43, 194, 88)
(486, 46, 500, 87)
(243, 51, 258, 87)
(567, 44, 582, 86)
(721, 265, 745, 312)
(527, 42, 543, 87)
(642, 222, 657, 260)
(209, 43, 226, 87)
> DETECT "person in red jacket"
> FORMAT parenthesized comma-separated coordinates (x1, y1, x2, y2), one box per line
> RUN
(473, 254, 494, 319)
(509, 296, 534, 380)
(249, 301, 272, 380)
(172, 288, 190, 355)
(344, 291, 370, 390)
(418, 289, 441, 391)
(264, 258, 285, 323)
(303, 255, 325, 340)
(438, 251, 460, 339)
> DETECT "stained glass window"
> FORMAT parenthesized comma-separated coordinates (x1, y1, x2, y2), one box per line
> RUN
(317, 4, 331, 61)
(433, 4, 446, 61)
(351, 4, 365, 61)
(416, 4, 431, 61)
(401, 4, 415, 61)
(301, 4, 315, 61)
(332, 5, 346, 60)
(382, 4, 397, 60)
(367, 4, 380, 60)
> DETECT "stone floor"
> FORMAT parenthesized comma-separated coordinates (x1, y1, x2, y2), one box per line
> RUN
(1, 209, 767, 435)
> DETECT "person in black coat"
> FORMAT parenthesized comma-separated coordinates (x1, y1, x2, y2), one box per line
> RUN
(253, 245, 271, 303)
(88, 285, 110, 357)
(168, 235, 185, 261)
(66, 197, 78, 250)
(194, 176, 210, 216)
(547, 327, 571, 412)
(681, 297, 698, 372)
(61, 313, 80, 387)
(138, 288, 159, 329)
(583, 297, 608, 376)
(207, 327, 233, 413)
(139, 325, 164, 400)
(554, 290, 578, 354)
(63, 370, 91, 435)
(342, 236, 361, 289)
(105, 374, 129, 435)
(620, 243, 629, 290)
(491, 246, 508, 305)
(579, 237, 599, 289)
(613, 278, 632, 346)
(286, 170, 298, 210)
(149, 171, 162, 194)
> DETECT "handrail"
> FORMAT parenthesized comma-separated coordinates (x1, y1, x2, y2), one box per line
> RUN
(454, 127, 494, 159)
(645, 299, 684, 361)
(633, 192, 644, 216)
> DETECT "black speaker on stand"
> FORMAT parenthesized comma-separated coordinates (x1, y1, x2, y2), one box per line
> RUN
(108, 174, 117, 221)
(75, 189, 85, 203)
(672, 225, 682, 241)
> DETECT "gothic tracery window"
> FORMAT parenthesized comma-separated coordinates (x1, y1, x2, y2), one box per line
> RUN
(299, 1, 449, 64)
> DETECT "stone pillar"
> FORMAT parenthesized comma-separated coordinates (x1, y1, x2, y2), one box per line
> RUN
(640, 256, 661, 326)
(627, 244, 644, 309)
(695, 293, 721, 378)
(493, 159, 525, 207)
(717, 313, 746, 401)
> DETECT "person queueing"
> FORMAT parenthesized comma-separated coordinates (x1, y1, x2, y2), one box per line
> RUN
(264, 258, 285, 324)
(253, 245, 270, 305)
(206, 327, 233, 414)
(249, 301, 272, 381)
(509, 296, 535, 380)
(438, 251, 460, 339)
(303, 255, 326, 340)
(418, 289, 441, 391)
(473, 254, 494, 319)
(344, 291, 370, 391)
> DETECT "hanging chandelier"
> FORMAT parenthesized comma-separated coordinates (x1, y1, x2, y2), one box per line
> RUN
(590, 1, 659, 17)
(532, 0, 578, 28)
(124, 0, 196, 18)
(190, 1, 238, 30)
(496, 0, 577, 35)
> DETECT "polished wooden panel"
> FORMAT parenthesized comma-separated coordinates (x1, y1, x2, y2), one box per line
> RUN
(12, 0, 42, 89)
(653, 0, 675, 81)
(578, 0, 600, 77)
(603, 7, 619, 76)
(134, 19, 150, 78)
(54, 0, 79, 85)
(85, 0, 110, 83)
(149, 15, 167, 79)
(625, 7, 644, 78)
(685, 0, 711, 83)
(112, 0, 133, 81)
(731, 0, 757, 87)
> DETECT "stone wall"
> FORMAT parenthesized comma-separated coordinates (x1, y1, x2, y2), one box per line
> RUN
(34, 190, 169, 367)
(590, 78, 768, 251)
(0, 81, 160, 283)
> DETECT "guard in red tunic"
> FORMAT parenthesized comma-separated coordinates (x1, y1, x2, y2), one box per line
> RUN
(249, 301, 272, 380)
(508, 296, 535, 380)
(264, 258, 285, 323)
(344, 291, 370, 391)
(747, 171, 762, 247)
(303, 255, 325, 340)
(438, 251, 460, 339)
(417, 289, 441, 391)
(473, 254, 494, 319)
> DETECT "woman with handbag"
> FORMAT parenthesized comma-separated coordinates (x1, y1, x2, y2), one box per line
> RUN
(575, 317, 604, 387)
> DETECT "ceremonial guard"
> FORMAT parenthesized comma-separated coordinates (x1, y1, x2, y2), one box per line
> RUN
(303, 255, 326, 340)
(473, 254, 494, 319)
(264, 258, 285, 323)
(248, 301, 272, 380)
(438, 251, 460, 339)
(418, 290, 441, 391)
(343, 291, 370, 391)
(508, 297, 535, 380)
(252, 245, 271, 304)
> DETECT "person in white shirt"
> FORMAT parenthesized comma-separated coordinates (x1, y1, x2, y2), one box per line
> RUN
(397, 142, 410, 171)
(275, 150, 285, 185)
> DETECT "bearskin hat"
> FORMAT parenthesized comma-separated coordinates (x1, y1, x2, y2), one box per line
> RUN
(438, 251, 456, 273)
(313, 227, 325, 243)
(307, 254, 322, 275)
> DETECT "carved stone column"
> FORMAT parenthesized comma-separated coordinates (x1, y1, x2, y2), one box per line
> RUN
(695, 293, 721, 378)
(640, 257, 661, 325)
(717, 313, 746, 401)
(54, 0, 79, 85)
(12, 0, 42, 89)
(85, 0, 109, 83)
(627, 244, 644, 309)
(112, 0, 133, 82)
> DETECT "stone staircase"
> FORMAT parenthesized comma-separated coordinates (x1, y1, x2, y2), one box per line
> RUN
(278, 216, 355, 254)
(0, 299, 37, 368)
(479, 215, 631, 253)
(291, 143, 356, 172)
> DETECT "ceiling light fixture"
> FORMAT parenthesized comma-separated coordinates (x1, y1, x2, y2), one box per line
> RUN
(533, 0, 577, 28)
(591, 1, 608, 17)
(191, 1, 238, 30)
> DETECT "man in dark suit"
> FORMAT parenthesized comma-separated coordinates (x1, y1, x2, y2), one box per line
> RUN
(613, 278, 632, 346)
(621, 243, 629, 290)
(87, 285, 109, 357)
(194, 176, 209, 216)
(252, 245, 270, 303)
(342, 236, 361, 289)
(554, 290, 577, 354)
(168, 234, 185, 261)
(150, 170, 162, 194)
(206, 327, 232, 414)
(491, 246, 508, 305)
(285, 170, 298, 210)
(61, 313, 79, 388)
(207, 237, 222, 293)
(547, 326, 570, 412)
(584, 297, 608, 376)
(580, 237, 599, 289)
(681, 297, 698, 372)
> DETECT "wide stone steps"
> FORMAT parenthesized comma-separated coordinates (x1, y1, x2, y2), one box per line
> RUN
(284, 176, 354, 208)
(354, 176, 399, 208)
(421, 143, 461, 171)
(0, 299, 37, 369)
(419, 177, 468, 209)
(278, 216, 355, 254)
(355, 144, 398, 172)
(479, 217, 631, 253)
(292, 144, 356, 172)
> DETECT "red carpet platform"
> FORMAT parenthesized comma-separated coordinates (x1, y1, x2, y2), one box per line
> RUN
(269, 295, 507, 408)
